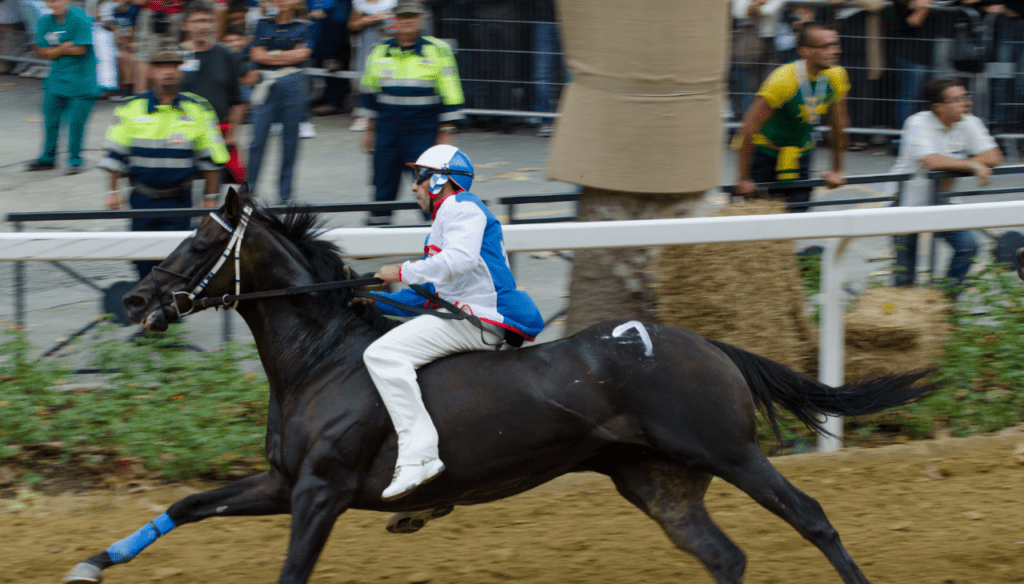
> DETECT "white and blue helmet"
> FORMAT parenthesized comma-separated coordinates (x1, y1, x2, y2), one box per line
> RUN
(411, 145, 474, 196)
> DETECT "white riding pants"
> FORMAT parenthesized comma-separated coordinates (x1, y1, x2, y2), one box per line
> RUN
(363, 315, 503, 466)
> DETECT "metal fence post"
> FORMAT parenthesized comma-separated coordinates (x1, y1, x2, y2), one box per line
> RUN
(817, 237, 849, 452)
(928, 179, 940, 282)
(222, 310, 232, 344)
(14, 221, 25, 327)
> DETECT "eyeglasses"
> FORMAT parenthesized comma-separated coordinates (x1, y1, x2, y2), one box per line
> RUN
(944, 94, 972, 103)
(802, 42, 841, 49)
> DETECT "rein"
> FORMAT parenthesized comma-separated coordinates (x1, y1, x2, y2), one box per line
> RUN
(169, 205, 494, 340)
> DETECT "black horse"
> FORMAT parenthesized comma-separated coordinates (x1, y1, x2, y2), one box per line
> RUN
(64, 187, 934, 584)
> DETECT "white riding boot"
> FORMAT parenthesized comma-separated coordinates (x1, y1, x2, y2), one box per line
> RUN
(382, 457, 446, 502)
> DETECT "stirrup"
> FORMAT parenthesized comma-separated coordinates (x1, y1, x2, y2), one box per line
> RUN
(385, 505, 455, 534)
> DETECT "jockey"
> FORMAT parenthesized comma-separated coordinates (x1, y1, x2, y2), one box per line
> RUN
(365, 144, 544, 501)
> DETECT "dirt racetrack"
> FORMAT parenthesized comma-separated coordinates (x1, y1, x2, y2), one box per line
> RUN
(3, 433, 1022, 584)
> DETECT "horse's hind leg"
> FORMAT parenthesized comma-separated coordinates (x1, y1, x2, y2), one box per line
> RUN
(62, 471, 291, 583)
(608, 458, 746, 584)
(717, 447, 871, 584)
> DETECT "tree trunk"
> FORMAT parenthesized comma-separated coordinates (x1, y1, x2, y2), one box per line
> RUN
(564, 188, 703, 335)
(547, 0, 728, 334)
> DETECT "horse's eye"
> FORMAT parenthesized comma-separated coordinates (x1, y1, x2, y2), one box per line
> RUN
(191, 242, 209, 254)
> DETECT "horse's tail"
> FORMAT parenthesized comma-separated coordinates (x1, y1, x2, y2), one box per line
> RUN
(707, 340, 938, 442)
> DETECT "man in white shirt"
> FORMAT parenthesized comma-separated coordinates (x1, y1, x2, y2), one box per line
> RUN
(363, 145, 544, 502)
(889, 77, 1002, 291)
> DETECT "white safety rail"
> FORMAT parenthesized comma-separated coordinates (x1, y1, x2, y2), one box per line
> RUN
(6, 200, 1024, 451)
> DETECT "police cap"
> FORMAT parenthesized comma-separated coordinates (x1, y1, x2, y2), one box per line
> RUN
(393, 1, 426, 15)
(149, 46, 184, 66)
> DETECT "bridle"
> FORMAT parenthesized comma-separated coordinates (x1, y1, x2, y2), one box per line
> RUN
(150, 204, 253, 320)
(178, 204, 252, 315)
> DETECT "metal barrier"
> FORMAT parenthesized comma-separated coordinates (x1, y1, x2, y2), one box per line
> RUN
(925, 165, 1024, 280)
(4, 201, 424, 341)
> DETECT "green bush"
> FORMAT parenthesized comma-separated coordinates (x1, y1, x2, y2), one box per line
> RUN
(917, 263, 1024, 436)
(0, 322, 268, 482)
(5, 259, 1024, 483)
(779, 259, 1024, 448)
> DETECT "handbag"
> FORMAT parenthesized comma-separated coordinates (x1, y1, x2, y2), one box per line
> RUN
(950, 10, 995, 74)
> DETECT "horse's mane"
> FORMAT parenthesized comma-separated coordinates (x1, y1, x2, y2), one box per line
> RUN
(254, 205, 398, 336)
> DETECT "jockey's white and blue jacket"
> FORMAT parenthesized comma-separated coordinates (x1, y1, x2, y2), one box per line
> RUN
(370, 190, 544, 341)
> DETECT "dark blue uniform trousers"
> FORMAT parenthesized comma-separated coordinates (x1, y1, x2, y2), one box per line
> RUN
(130, 189, 192, 280)
(370, 124, 436, 224)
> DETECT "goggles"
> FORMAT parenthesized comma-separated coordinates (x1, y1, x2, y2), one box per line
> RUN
(414, 167, 435, 185)
(413, 167, 475, 183)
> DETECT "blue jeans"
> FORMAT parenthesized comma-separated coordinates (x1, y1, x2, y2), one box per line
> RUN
(729, 65, 755, 121)
(129, 188, 192, 279)
(531, 21, 565, 119)
(895, 58, 929, 130)
(248, 72, 308, 202)
(894, 230, 978, 286)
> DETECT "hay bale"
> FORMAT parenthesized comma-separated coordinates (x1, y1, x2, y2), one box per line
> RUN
(844, 287, 951, 382)
(653, 200, 818, 374)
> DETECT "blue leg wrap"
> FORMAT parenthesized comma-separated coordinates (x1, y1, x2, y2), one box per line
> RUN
(105, 513, 176, 564)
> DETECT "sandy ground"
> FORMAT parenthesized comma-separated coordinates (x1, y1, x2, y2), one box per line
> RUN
(2, 432, 1022, 584)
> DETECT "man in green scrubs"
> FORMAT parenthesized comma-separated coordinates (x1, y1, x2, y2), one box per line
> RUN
(28, 0, 100, 174)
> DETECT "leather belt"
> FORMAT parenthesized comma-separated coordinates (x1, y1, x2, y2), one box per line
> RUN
(132, 180, 189, 200)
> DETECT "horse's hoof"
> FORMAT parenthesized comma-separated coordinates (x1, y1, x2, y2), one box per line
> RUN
(386, 504, 455, 534)
(62, 562, 103, 583)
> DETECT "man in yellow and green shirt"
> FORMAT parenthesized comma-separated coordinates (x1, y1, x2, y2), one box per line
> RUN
(735, 23, 849, 212)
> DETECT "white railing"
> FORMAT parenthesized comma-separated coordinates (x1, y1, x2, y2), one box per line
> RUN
(6, 199, 1024, 451)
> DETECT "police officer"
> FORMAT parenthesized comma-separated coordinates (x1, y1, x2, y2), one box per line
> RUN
(356, 0, 464, 226)
(99, 46, 229, 279)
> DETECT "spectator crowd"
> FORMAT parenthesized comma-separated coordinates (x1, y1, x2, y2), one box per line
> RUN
(729, 0, 1024, 151)
(1, 0, 1022, 293)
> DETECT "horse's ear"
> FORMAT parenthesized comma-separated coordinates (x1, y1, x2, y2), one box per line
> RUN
(224, 184, 251, 220)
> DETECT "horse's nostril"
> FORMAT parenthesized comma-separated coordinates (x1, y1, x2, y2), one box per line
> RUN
(124, 294, 147, 308)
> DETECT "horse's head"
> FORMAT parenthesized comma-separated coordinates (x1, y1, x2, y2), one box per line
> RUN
(124, 186, 258, 331)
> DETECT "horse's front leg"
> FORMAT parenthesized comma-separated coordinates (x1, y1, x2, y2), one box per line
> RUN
(277, 473, 353, 584)
(62, 470, 291, 583)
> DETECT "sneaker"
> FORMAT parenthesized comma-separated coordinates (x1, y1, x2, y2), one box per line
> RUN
(536, 124, 553, 138)
(299, 121, 316, 139)
(381, 458, 446, 502)
(20, 64, 49, 78)
(65, 165, 83, 175)
(386, 504, 455, 534)
(26, 160, 56, 171)
(349, 118, 369, 132)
